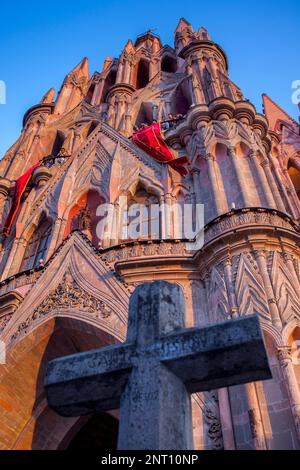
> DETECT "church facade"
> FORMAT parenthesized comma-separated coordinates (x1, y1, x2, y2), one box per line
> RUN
(0, 18, 300, 450)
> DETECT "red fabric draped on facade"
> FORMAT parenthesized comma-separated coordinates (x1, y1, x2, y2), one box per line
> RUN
(132, 122, 189, 176)
(2, 162, 41, 236)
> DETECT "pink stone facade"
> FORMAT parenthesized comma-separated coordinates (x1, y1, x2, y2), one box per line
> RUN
(0, 18, 300, 449)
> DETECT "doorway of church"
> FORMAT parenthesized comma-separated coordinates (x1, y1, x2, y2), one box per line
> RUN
(66, 412, 119, 450)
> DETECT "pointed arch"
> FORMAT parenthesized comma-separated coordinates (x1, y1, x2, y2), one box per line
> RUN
(63, 189, 106, 247)
(134, 58, 150, 90)
(51, 130, 66, 156)
(20, 213, 52, 271)
(173, 77, 193, 116)
(120, 182, 160, 242)
(85, 83, 96, 104)
(287, 158, 300, 199)
(0, 317, 120, 449)
(100, 68, 117, 104)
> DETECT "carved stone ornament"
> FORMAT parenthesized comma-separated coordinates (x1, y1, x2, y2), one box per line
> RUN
(11, 271, 112, 341)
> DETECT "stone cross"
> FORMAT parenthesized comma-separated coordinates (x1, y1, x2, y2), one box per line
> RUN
(45, 281, 271, 450)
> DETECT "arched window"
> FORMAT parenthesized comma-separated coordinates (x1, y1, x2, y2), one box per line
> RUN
(100, 69, 117, 104)
(51, 131, 65, 156)
(173, 79, 193, 116)
(135, 59, 150, 90)
(161, 55, 177, 74)
(21, 219, 51, 271)
(85, 83, 96, 104)
(288, 161, 300, 198)
(121, 188, 160, 241)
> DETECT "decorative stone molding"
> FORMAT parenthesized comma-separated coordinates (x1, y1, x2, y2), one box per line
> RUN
(11, 271, 112, 341)
(0, 178, 11, 198)
(101, 239, 188, 268)
(277, 346, 292, 367)
(193, 391, 224, 450)
(32, 166, 52, 188)
(203, 208, 298, 246)
(0, 291, 24, 332)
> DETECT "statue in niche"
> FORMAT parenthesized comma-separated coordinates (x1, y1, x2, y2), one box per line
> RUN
(78, 204, 91, 231)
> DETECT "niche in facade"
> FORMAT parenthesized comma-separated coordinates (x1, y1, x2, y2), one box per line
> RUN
(288, 161, 300, 198)
(51, 131, 65, 156)
(173, 79, 193, 116)
(135, 59, 150, 90)
(85, 83, 96, 104)
(161, 55, 177, 74)
(101, 69, 117, 103)
(134, 102, 154, 128)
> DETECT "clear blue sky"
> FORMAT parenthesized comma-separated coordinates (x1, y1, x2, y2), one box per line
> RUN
(0, 0, 299, 158)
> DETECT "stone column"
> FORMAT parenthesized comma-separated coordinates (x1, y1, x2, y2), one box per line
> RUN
(164, 193, 172, 239)
(116, 60, 124, 83)
(159, 195, 166, 239)
(190, 75, 205, 105)
(277, 347, 300, 442)
(273, 166, 294, 213)
(282, 251, 300, 293)
(248, 151, 275, 208)
(223, 257, 239, 319)
(228, 146, 251, 207)
(217, 387, 236, 450)
(107, 96, 116, 127)
(91, 77, 104, 106)
(47, 218, 66, 255)
(282, 168, 300, 218)
(253, 250, 282, 329)
(0, 178, 11, 216)
(243, 382, 267, 449)
(123, 61, 131, 84)
(71, 130, 82, 153)
(191, 170, 201, 234)
(206, 154, 226, 216)
(261, 160, 286, 213)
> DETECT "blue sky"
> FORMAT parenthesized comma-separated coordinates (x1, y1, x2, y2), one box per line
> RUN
(0, 0, 299, 158)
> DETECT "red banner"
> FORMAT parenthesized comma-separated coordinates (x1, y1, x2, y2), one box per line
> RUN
(132, 123, 189, 176)
(2, 162, 41, 236)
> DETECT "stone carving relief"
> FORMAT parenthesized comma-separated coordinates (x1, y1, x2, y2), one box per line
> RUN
(234, 253, 269, 321)
(193, 391, 224, 450)
(269, 252, 300, 324)
(101, 241, 187, 268)
(11, 271, 112, 341)
(204, 209, 296, 245)
(207, 267, 229, 323)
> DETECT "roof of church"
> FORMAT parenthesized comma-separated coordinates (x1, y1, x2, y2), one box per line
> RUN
(262, 93, 296, 131)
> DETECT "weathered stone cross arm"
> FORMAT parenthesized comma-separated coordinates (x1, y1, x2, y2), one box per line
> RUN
(159, 317, 271, 393)
(45, 344, 134, 416)
(45, 281, 272, 449)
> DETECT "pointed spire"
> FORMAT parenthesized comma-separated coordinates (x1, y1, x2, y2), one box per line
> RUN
(198, 26, 211, 41)
(262, 94, 294, 131)
(102, 56, 112, 72)
(66, 57, 90, 81)
(40, 87, 55, 104)
(175, 17, 193, 34)
(124, 39, 135, 53)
